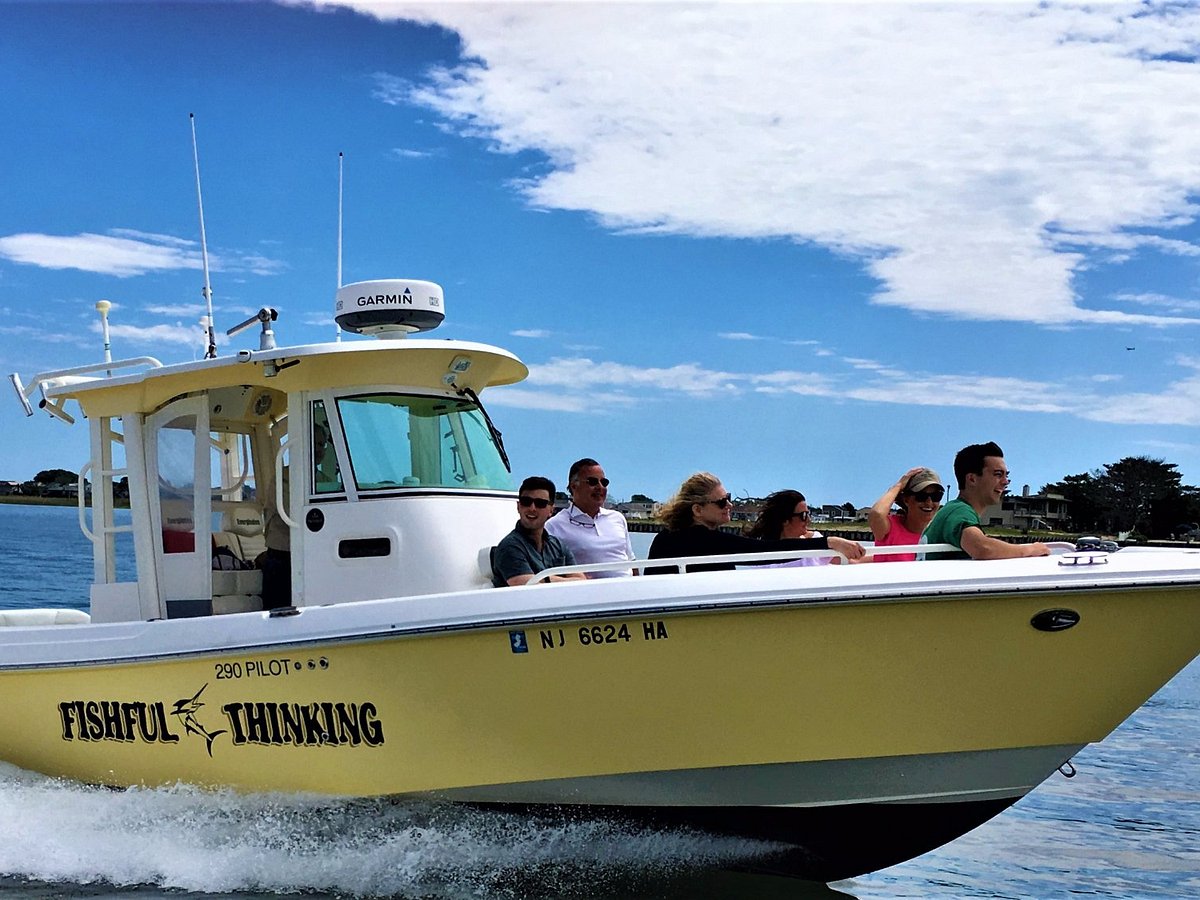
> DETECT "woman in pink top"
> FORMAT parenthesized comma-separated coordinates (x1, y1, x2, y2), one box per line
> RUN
(867, 467, 943, 562)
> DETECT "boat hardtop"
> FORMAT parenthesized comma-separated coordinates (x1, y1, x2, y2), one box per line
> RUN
(46, 336, 527, 419)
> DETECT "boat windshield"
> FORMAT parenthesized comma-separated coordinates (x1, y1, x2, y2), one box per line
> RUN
(336, 392, 513, 492)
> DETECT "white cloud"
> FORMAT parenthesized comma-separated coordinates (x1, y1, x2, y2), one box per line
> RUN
(0, 231, 285, 278)
(1080, 357, 1200, 426)
(108, 228, 197, 248)
(391, 147, 433, 159)
(0, 324, 91, 348)
(483, 386, 588, 413)
(1113, 292, 1200, 314)
(345, 2, 1200, 327)
(718, 332, 763, 341)
(372, 72, 409, 107)
(0, 232, 202, 277)
(510, 328, 551, 339)
(144, 303, 210, 316)
(1138, 438, 1200, 454)
(748, 369, 840, 397)
(499, 350, 1200, 426)
(842, 357, 885, 371)
(843, 373, 1071, 415)
(101, 322, 212, 349)
(220, 304, 262, 319)
(1059, 231, 1200, 258)
(234, 253, 287, 277)
(529, 357, 745, 396)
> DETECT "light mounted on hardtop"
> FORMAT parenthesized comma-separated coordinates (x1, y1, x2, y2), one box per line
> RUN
(334, 279, 445, 339)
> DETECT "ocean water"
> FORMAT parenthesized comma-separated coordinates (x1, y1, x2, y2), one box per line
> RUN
(0, 502, 1197, 899)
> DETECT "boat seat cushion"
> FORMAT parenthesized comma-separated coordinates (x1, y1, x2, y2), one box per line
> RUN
(162, 528, 195, 554)
(0, 608, 91, 626)
(212, 568, 262, 597)
(213, 503, 267, 561)
(478, 546, 496, 581)
(160, 499, 196, 553)
(212, 594, 263, 615)
(213, 532, 259, 566)
(219, 502, 264, 536)
(237, 530, 267, 561)
(212, 532, 263, 597)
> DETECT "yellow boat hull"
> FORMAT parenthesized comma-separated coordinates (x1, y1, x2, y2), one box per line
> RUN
(2, 585, 1195, 792)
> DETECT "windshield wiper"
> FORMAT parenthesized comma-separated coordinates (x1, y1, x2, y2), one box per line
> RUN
(452, 384, 510, 471)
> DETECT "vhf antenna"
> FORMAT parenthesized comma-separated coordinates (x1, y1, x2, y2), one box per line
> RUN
(96, 300, 112, 376)
(336, 151, 344, 342)
(190, 113, 217, 359)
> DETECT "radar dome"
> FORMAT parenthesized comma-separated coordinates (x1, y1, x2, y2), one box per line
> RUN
(334, 279, 445, 338)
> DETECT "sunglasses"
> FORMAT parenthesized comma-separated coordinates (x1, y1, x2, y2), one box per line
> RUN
(702, 494, 733, 509)
(788, 510, 812, 521)
(582, 476, 610, 487)
(909, 489, 945, 503)
(568, 509, 596, 529)
(518, 496, 552, 509)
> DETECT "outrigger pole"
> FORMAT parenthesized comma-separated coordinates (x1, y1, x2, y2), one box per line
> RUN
(189, 113, 217, 359)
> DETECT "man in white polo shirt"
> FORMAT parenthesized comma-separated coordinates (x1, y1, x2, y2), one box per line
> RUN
(545, 458, 637, 578)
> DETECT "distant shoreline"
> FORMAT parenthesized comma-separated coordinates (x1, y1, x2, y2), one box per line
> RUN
(0, 496, 75, 507)
(0, 496, 130, 509)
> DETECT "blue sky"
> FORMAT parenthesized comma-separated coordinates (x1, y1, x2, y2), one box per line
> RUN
(3, 1, 1200, 508)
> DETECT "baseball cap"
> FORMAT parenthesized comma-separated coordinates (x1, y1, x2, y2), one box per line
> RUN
(905, 468, 942, 493)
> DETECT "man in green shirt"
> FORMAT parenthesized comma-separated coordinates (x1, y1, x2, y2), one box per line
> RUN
(925, 442, 1050, 560)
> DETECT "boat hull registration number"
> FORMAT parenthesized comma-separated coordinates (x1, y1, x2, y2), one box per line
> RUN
(508, 620, 669, 654)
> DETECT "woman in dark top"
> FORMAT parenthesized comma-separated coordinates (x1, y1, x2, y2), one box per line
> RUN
(647, 472, 835, 574)
(745, 489, 865, 565)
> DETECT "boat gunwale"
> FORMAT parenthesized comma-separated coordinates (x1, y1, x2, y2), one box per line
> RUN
(1, 560, 1197, 671)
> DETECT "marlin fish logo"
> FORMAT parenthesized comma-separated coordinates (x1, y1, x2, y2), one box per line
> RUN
(171, 683, 227, 757)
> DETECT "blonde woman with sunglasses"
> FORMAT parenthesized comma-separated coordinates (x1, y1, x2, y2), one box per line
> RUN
(647, 472, 830, 574)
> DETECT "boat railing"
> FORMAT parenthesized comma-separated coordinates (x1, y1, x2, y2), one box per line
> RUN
(10, 356, 163, 422)
(527, 541, 1089, 584)
(530, 545, 977, 583)
(77, 461, 133, 544)
(528, 547, 873, 583)
(535, 538, 1106, 583)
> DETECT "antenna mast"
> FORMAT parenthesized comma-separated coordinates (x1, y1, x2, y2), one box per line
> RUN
(190, 113, 217, 359)
(336, 151, 344, 342)
(96, 300, 112, 375)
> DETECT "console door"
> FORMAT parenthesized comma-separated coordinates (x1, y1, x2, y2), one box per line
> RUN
(146, 396, 212, 618)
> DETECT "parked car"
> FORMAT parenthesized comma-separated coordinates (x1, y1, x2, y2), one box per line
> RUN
(1075, 536, 1120, 553)
(1173, 523, 1200, 542)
